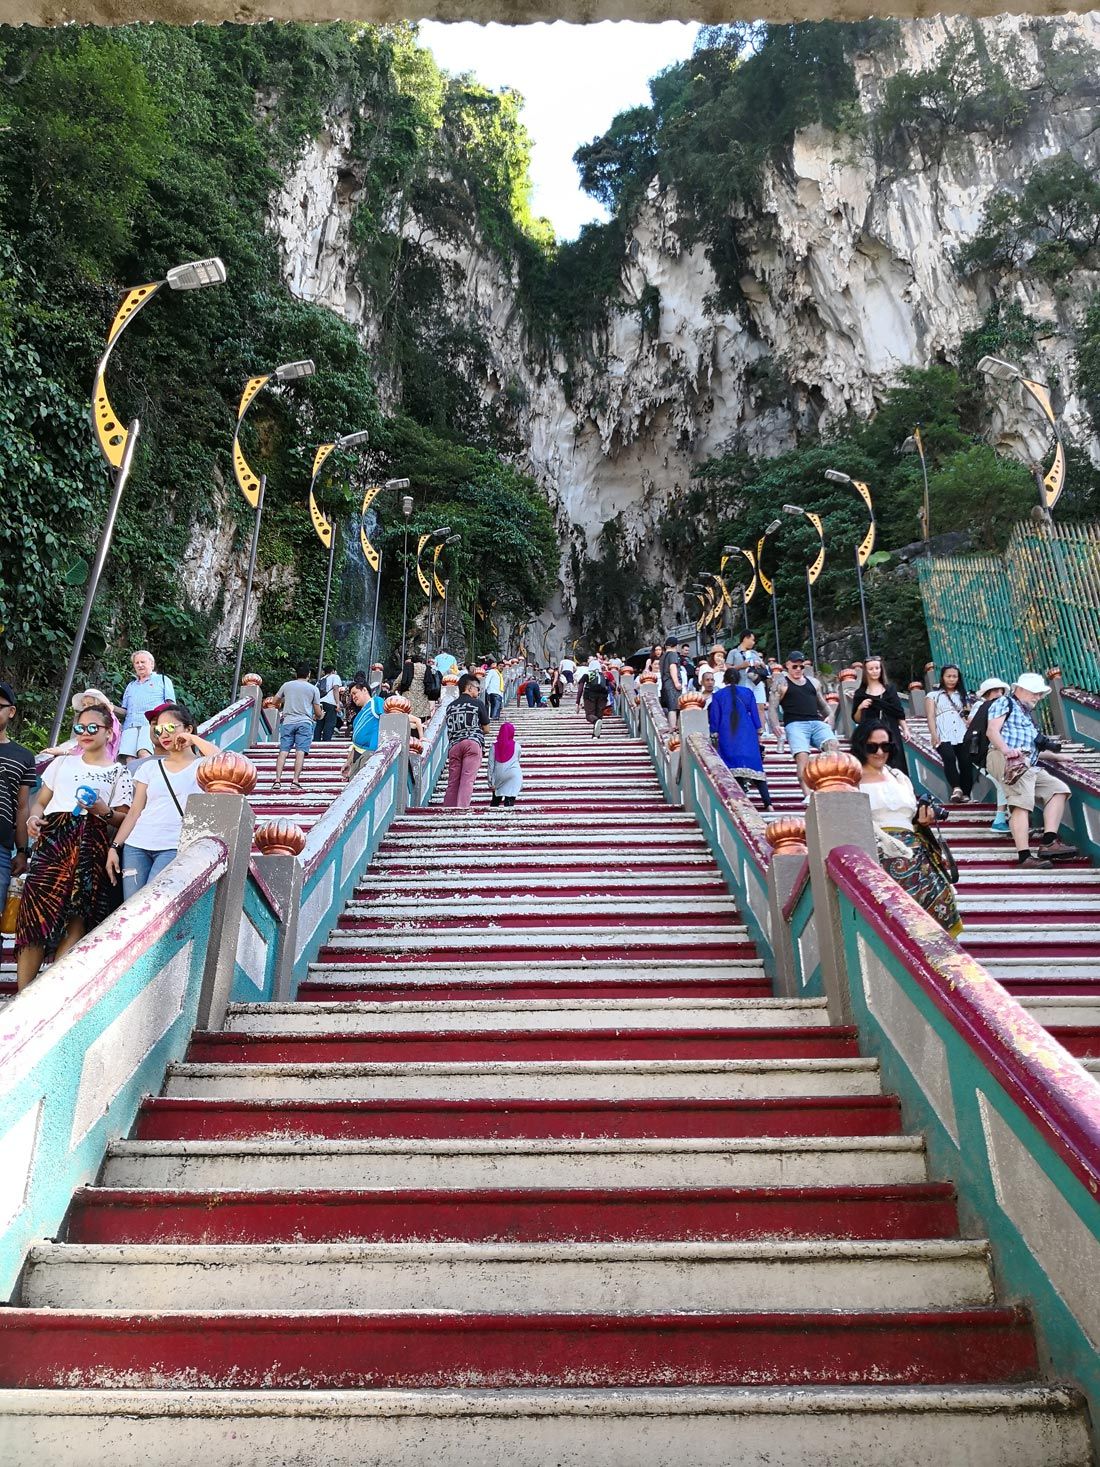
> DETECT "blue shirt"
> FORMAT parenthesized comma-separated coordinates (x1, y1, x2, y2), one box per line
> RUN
(121, 673, 175, 731)
(989, 695, 1039, 764)
(351, 696, 385, 754)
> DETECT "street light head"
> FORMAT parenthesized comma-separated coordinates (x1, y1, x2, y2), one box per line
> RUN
(166, 257, 227, 291)
(274, 359, 316, 382)
(824, 469, 851, 485)
(724, 545, 742, 556)
(900, 435, 917, 454)
(977, 354, 1022, 383)
(782, 504, 803, 516)
(335, 429, 370, 448)
(765, 519, 783, 535)
(401, 495, 414, 518)
(385, 477, 411, 490)
(431, 526, 451, 540)
(445, 533, 461, 546)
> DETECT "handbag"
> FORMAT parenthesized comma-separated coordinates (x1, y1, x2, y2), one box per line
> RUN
(915, 823, 959, 885)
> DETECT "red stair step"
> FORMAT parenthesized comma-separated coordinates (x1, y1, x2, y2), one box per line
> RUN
(317, 943, 759, 966)
(0, 1307, 1035, 1389)
(1046, 1025, 1100, 1058)
(185, 1026, 859, 1064)
(296, 979, 774, 1003)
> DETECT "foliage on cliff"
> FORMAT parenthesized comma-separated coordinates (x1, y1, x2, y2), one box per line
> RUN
(0, 22, 556, 727)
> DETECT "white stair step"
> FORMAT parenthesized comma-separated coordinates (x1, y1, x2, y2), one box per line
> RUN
(359, 873, 730, 894)
(319, 927, 748, 954)
(224, 998, 830, 1033)
(1018, 996, 1100, 1025)
(23, 1239, 993, 1313)
(102, 1133, 921, 1191)
(0, 1386, 1087, 1467)
(304, 960, 767, 985)
(371, 852, 719, 869)
(342, 897, 740, 919)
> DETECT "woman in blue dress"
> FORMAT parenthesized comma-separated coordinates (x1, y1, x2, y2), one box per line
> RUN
(708, 669, 774, 811)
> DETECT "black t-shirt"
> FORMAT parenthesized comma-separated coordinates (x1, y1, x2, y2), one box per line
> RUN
(659, 649, 682, 697)
(0, 740, 35, 850)
(445, 694, 488, 749)
(779, 678, 822, 724)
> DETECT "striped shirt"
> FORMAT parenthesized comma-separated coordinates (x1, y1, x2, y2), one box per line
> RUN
(989, 695, 1039, 764)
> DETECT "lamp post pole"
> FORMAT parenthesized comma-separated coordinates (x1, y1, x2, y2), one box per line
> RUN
(419, 527, 451, 662)
(399, 495, 414, 665)
(823, 470, 875, 658)
(977, 354, 1067, 522)
(53, 257, 227, 743)
(782, 504, 826, 668)
(439, 534, 461, 650)
(755, 520, 784, 665)
(231, 472, 266, 703)
(357, 475, 408, 683)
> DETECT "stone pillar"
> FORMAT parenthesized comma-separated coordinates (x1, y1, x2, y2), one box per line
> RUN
(907, 680, 928, 724)
(180, 751, 259, 1032)
(242, 675, 265, 747)
(252, 820, 308, 1001)
(802, 752, 877, 1026)
(676, 703, 708, 808)
(923, 660, 936, 693)
(837, 670, 858, 739)
(1046, 666, 1070, 742)
(379, 696, 413, 817)
(764, 816, 808, 998)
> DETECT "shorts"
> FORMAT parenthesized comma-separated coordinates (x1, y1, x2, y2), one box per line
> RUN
(785, 719, 838, 757)
(279, 719, 314, 754)
(986, 749, 1070, 812)
(118, 725, 153, 758)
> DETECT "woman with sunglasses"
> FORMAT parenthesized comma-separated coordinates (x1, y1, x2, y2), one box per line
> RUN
(105, 703, 220, 900)
(851, 719, 961, 936)
(15, 700, 134, 989)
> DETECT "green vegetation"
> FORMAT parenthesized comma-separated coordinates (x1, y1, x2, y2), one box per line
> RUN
(0, 23, 556, 729)
(957, 154, 1100, 281)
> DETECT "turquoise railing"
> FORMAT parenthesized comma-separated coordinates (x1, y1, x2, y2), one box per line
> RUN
(1062, 687, 1100, 752)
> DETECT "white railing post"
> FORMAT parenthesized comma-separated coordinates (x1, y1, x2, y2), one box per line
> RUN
(179, 791, 256, 1031)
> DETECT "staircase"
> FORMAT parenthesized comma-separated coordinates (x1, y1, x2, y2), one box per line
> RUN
(0, 702, 1090, 1463)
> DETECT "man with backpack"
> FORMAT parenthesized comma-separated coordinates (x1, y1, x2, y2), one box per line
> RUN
(315, 665, 344, 742)
(980, 672, 1075, 868)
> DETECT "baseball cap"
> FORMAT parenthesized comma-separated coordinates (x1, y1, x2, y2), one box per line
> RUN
(786, 650, 807, 663)
(1014, 673, 1051, 696)
(0, 681, 16, 706)
(977, 677, 1009, 696)
(144, 701, 177, 722)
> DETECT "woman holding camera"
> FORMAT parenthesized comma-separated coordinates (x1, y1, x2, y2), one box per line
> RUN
(852, 719, 962, 936)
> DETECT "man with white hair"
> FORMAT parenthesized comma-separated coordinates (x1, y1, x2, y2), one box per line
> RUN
(986, 672, 1074, 867)
(116, 650, 174, 763)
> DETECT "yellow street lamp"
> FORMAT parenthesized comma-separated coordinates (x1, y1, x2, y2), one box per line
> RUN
(53, 257, 227, 743)
(823, 469, 875, 656)
(229, 359, 315, 698)
(722, 545, 758, 637)
(978, 354, 1066, 518)
(782, 504, 826, 667)
(305, 431, 376, 681)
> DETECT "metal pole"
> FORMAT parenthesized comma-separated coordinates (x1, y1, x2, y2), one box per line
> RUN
(231, 474, 266, 702)
(365, 547, 383, 685)
(806, 568, 818, 670)
(741, 594, 750, 636)
(442, 578, 450, 649)
(771, 587, 782, 666)
(316, 527, 337, 683)
(855, 545, 871, 657)
(52, 419, 141, 744)
(425, 578, 435, 660)
(399, 523, 411, 665)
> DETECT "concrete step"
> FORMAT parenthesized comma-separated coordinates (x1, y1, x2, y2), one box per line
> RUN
(0, 1304, 1037, 1390)
(224, 997, 831, 1033)
(161, 1055, 883, 1102)
(21, 1239, 996, 1313)
(340, 899, 741, 924)
(101, 1134, 919, 1192)
(67, 1180, 956, 1244)
(0, 1384, 1087, 1466)
(133, 1092, 902, 1141)
(1019, 996, 1100, 1027)
(316, 929, 757, 963)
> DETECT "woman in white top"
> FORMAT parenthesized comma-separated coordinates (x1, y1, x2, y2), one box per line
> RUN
(16, 699, 134, 989)
(106, 703, 220, 900)
(926, 664, 974, 803)
(853, 718, 962, 937)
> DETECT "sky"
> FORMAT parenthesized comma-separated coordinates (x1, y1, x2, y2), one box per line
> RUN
(418, 21, 700, 240)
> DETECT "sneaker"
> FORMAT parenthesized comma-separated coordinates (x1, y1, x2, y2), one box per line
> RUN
(990, 812, 1009, 834)
(593, 719, 603, 738)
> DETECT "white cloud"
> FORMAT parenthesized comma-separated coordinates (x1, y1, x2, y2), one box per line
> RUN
(418, 21, 699, 240)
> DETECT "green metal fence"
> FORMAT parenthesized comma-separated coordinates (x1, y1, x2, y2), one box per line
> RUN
(918, 520, 1100, 692)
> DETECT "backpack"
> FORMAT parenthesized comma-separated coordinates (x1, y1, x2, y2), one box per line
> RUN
(963, 697, 1010, 771)
(423, 665, 442, 701)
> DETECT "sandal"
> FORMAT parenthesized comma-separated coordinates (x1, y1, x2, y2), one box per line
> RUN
(272, 780, 283, 792)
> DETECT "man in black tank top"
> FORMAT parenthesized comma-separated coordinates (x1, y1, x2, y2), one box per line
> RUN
(767, 651, 839, 798)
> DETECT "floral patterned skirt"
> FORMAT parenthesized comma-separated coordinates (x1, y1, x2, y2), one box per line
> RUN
(16, 812, 121, 956)
(879, 826, 963, 938)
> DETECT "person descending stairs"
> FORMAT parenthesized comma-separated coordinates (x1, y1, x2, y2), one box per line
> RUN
(0, 703, 1089, 1463)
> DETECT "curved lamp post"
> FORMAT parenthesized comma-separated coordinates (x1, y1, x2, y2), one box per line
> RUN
(305, 430, 374, 682)
(823, 469, 876, 656)
(398, 494, 416, 666)
(756, 519, 785, 665)
(229, 358, 316, 699)
(52, 258, 227, 743)
(723, 545, 758, 637)
(900, 424, 931, 547)
(361, 475, 412, 680)
(437, 533, 462, 651)
(782, 504, 826, 668)
(699, 571, 729, 637)
(978, 354, 1066, 519)
(418, 527, 451, 658)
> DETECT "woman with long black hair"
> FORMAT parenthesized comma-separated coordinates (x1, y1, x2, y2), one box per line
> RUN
(852, 654, 909, 773)
(927, 664, 974, 803)
(708, 670, 773, 811)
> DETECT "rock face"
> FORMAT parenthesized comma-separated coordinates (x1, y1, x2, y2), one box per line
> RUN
(266, 14, 1100, 642)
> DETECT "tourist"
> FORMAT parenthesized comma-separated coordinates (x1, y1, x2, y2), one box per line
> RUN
(986, 673, 1075, 867)
(115, 650, 175, 764)
(342, 681, 386, 781)
(659, 637, 683, 730)
(697, 666, 717, 708)
(708, 644, 728, 676)
(927, 665, 974, 802)
(548, 665, 564, 708)
(559, 652, 576, 685)
(709, 669, 772, 811)
(972, 677, 1010, 832)
(443, 672, 489, 809)
(434, 648, 459, 679)
(269, 662, 323, 792)
(16, 698, 133, 989)
(852, 719, 961, 936)
(525, 669, 547, 708)
(0, 682, 34, 913)
(730, 631, 768, 708)
(488, 720, 523, 807)
(483, 656, 504, 721)
(851, 656, 908, 773)
(767, 650, 839, 797)
(582, 657, 610, 738)
(106, 703, 220, 899)
(314, 665, 344, 742)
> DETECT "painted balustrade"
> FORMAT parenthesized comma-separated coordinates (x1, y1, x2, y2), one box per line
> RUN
(1059, 682, 1100, 751)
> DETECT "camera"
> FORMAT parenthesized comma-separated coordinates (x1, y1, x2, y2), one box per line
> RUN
(917, 795, 949, 822)
(748, 664, 770, 686)
(1035, 733, 1063, 754)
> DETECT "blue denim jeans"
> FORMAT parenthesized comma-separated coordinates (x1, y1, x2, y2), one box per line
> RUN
(487, 693, 503, 721)
(122, 845, 177, 902)
(0, 845, 11, 911)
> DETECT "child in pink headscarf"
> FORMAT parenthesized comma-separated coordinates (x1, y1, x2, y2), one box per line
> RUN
(487, 721, 523, 807)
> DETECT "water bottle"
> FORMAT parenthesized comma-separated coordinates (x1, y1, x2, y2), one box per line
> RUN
(72, 784, 99, 817)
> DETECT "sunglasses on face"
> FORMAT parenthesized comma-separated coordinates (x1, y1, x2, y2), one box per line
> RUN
(867, 740, 893, 753)
(73, 722, 104, 735)
(152, 723, 180, 738)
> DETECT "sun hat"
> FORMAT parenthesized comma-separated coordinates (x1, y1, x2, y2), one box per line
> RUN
(71, 687, 112, 712)
(1014, 673, 1051, 696)
(977, 677, 1009, 696)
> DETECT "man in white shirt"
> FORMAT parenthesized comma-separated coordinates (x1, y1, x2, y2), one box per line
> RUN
(559, 654, 576, 685)
(315, 664, 344, 742)
(730, 631, 768, 707)
(482, 656, 504, 721)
